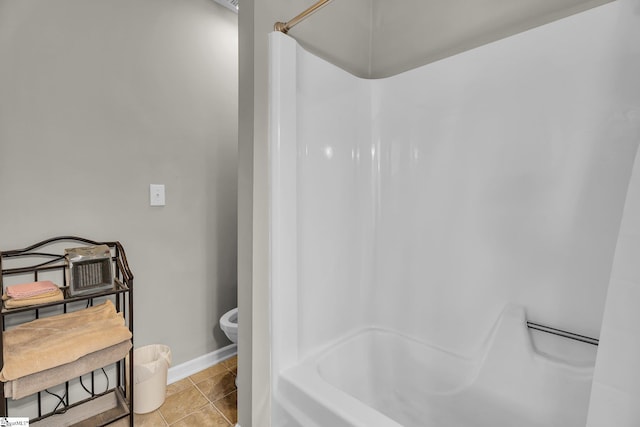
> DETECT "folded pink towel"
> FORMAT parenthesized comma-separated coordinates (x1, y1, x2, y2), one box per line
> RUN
(7, 281, 59, 300)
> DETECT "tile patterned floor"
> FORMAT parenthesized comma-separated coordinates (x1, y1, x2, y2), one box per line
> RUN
(112, 355, 237, 426)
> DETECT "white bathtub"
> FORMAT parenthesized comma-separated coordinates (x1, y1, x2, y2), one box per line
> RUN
(276, 306, 595, 427)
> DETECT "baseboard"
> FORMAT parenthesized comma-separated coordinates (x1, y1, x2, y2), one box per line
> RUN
(167, 343, 237, 384)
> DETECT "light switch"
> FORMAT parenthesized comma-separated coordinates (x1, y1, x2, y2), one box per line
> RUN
(150, 184, 165, 206)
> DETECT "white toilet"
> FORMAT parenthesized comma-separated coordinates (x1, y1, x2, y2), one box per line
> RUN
(220, 307, 238, 344)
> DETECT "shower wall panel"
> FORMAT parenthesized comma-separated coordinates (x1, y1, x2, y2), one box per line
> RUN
(372, 2, 640, 355)
(272, 0, 640, 377)
(289, 38, 374, 361)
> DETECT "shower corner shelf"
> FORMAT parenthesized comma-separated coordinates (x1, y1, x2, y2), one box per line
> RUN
(0, 236, 134, 427)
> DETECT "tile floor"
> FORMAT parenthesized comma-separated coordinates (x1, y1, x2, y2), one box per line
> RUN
(113, 355, 237, 426)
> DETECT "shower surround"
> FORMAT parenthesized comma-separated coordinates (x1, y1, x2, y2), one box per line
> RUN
(269, 2, 640, 426)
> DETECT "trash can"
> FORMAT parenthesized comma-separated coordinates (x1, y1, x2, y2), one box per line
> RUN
(131, 344, 172, 414)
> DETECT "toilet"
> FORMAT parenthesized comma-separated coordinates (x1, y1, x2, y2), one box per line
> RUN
(220, 307, 238, 344)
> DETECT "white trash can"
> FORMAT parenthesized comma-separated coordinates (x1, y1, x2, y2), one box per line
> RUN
(131, 344, 172, 414)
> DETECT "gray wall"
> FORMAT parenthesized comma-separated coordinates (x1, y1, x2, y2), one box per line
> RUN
(369, 0, 612, 78)
(0, 0, 238, 366)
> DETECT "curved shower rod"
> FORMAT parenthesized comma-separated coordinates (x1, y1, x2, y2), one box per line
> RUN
(274, 0, 333, 34)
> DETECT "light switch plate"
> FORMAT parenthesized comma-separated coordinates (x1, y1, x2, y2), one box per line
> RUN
(150, 184, 165, 206)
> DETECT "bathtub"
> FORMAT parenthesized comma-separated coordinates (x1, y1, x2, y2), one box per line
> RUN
(275, 305, 595, 427)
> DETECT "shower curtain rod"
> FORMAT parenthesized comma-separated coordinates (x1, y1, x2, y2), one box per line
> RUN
(274, 0, 333, 34)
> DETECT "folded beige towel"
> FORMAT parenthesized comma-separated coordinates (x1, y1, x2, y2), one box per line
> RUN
(4, 340, 132, 399)
(2, 289, 64, 308)
(0, 300, 132, 381)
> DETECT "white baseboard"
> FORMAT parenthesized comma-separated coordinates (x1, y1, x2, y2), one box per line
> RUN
(167, 343, 237, 384)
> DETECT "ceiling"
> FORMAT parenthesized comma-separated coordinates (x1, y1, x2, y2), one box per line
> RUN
(287, 0, 614, 78)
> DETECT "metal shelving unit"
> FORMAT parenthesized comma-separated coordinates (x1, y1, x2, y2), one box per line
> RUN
(0, 236, 134, 427)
